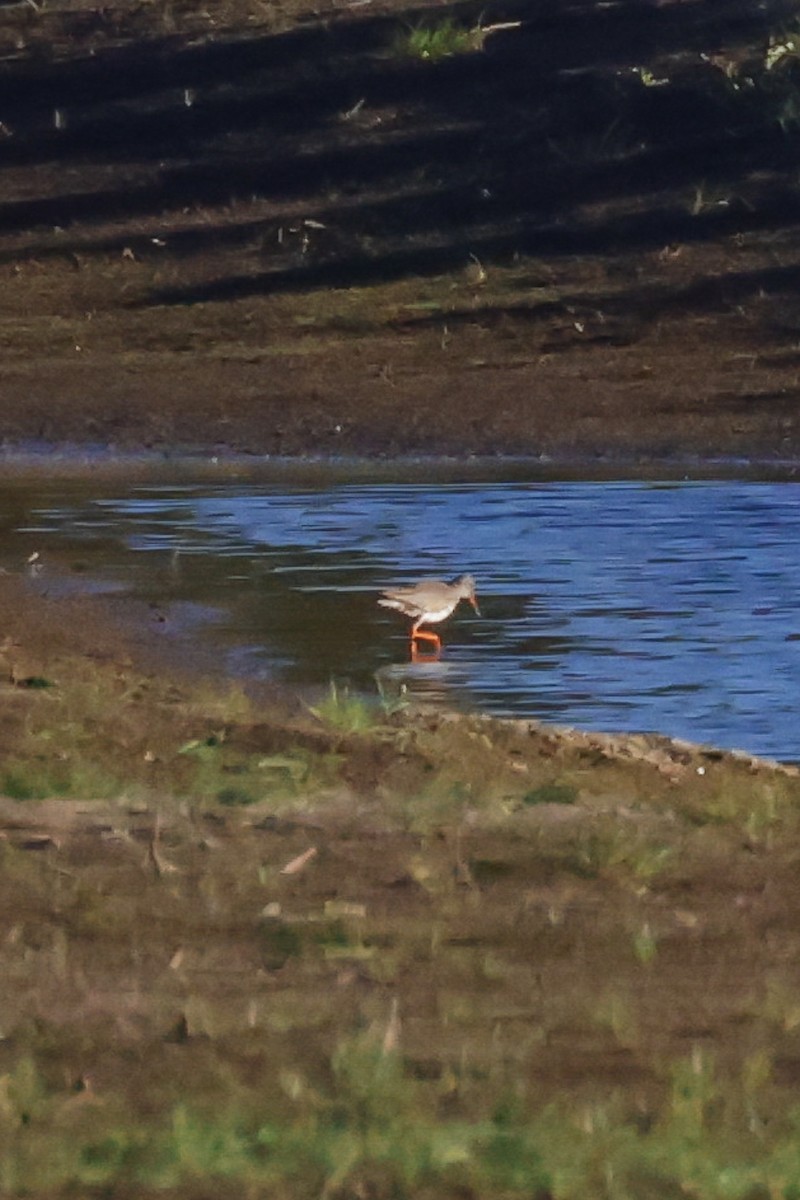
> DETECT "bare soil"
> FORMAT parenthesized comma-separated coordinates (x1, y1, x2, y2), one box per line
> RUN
(0, 0, 799, 460)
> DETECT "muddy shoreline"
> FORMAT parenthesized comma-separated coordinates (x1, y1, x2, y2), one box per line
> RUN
(1, 310, 799, 462)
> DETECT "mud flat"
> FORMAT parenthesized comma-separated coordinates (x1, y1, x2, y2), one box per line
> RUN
(1, 0, 800, 462)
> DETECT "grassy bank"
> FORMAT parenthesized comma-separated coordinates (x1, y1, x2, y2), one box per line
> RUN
(0, 571, 799, 1197)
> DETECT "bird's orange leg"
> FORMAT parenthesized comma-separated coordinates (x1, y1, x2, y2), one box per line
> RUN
(411, 623, 441, 647)
(410, 623, 441, 661)
(410, 640, 441, 662)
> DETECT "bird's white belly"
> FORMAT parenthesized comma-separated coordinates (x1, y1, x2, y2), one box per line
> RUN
(421, 605, 454, 624)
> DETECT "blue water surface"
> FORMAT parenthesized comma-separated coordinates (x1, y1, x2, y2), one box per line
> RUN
(15, 476, 800, 761)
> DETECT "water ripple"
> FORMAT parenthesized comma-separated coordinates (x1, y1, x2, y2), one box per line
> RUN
(12, 477, 800, 762)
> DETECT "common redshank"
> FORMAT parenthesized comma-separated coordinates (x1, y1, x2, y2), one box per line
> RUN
(378, 574, 479, 654)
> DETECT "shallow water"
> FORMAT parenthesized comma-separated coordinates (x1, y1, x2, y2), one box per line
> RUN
(5, 468, 799, 761)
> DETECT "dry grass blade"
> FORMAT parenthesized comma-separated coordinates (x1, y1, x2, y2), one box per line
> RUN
(280, 846, 318, 875)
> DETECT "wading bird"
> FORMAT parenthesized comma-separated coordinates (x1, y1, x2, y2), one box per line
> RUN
(378, 574, 479, 657)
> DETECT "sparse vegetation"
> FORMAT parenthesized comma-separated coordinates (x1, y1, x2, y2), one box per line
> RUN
(309, 679, 376, 733)
(632, 921, 658, 965)
(391, 17, 481, 61)
(3, 1038, 800, 1196)
(0, 565, 798, 1198)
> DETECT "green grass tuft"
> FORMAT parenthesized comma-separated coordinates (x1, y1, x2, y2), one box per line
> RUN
(392, 18, 479, 62)
(309, 681, 375, 734)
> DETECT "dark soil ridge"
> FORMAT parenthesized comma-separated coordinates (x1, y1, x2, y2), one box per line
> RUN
(2, 0, 796, 253)
(0, 0, 799, 457)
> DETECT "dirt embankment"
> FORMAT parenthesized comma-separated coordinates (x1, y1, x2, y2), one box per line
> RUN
(0, 0, 798, 458)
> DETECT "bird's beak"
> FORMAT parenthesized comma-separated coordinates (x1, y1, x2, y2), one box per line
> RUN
(470, 596, 480, 616)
